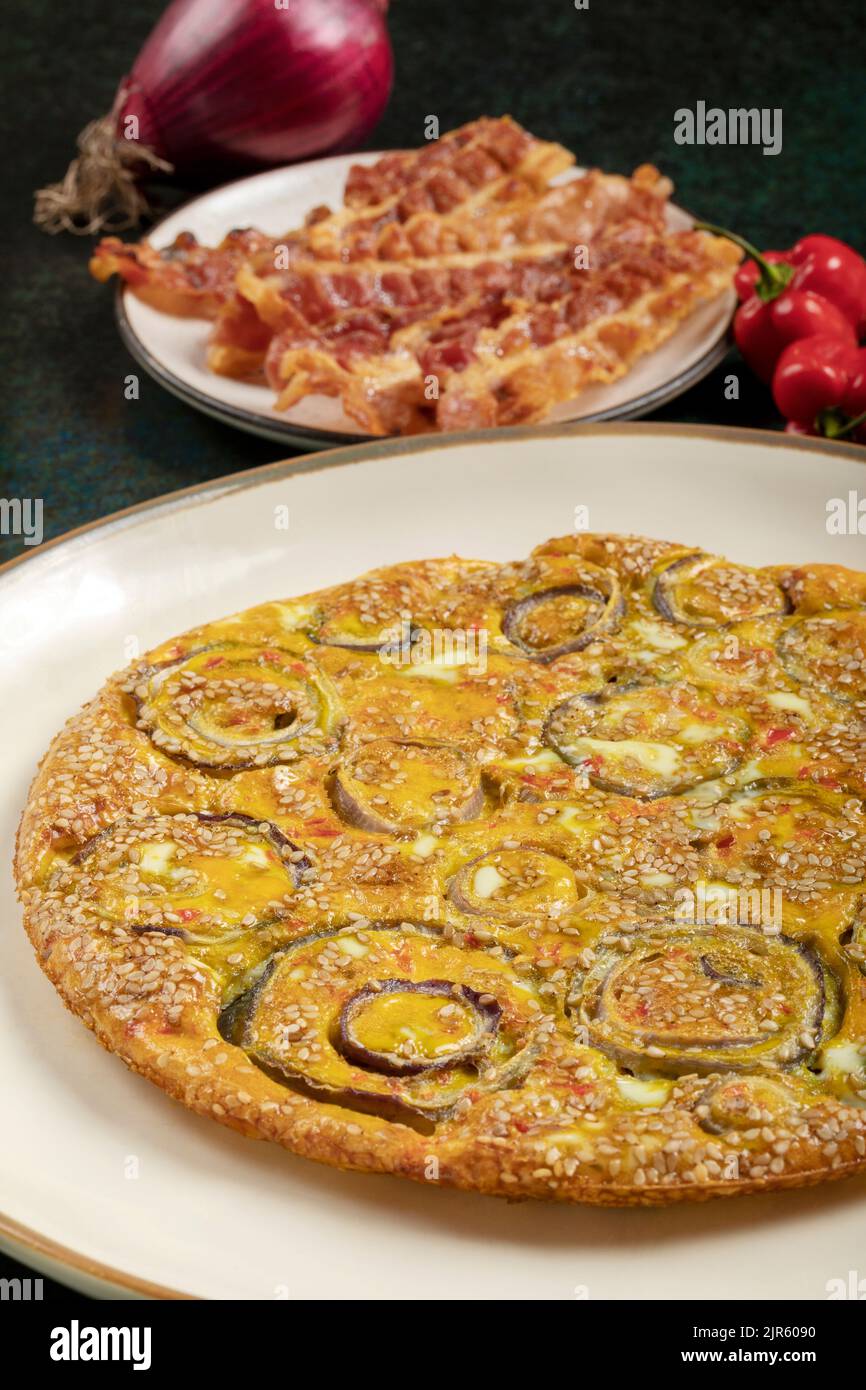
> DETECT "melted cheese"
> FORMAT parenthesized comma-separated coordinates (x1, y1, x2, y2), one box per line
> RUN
(556, 805, 596, 836)
(572, 735, 682, 777)
(767, 691, 813, 718)
(821, 1042, 865, 1076)
(335, 935, 369, 958)
(679, 722, 730, 745)
(276, 599, 317, 630)
(138, 842, 176, 875)
(400, 660, 461, 683)
(407, 833, 439, 859)
(616, 1076, 671, 1106)
(501, 750, 564, 770)
(473, 865, 508, 899)
(629, 618, 687, 651)
(239, 843, 270, 868)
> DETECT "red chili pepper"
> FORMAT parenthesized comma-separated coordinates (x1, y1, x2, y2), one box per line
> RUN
(736, 291, 855, 384)
(734, 248, 788, 302)
(696, 223, 861, 383)
(734, 235, 866, 333)
(772, 336, 866, 442)
(788, 235, 866, 334)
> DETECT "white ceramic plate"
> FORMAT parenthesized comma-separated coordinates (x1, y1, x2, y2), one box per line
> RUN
(3, 424, 865, 1301)
(116, 154, 737, 448)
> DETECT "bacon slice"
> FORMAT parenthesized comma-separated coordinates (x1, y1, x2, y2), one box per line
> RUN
(263, 226, 740, 434)
(89, 228, 276, 318)
(89, 117, 572, 314)
(431, 227, 742, 431)
(208, 165, 673, 381)
(341, 116, 571, 209)
(88, 116, 739, 434)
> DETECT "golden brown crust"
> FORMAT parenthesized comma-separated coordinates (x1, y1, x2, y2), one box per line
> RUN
(15, 536, 866, 1205)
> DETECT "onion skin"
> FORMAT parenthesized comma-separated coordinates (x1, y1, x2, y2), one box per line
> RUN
(120, 0, 394, 179)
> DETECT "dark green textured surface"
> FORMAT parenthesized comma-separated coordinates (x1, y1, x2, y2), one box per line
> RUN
(1, 0, 864, 569)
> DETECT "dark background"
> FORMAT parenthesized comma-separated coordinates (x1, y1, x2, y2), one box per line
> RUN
(1, 0, 864, 1298)
(3, 0, 866, 570)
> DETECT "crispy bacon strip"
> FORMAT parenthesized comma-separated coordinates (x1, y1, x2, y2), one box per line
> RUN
(264, 227, 739, 434)
(312, 162, 671, 262)
(89, 228, 276, 318)
(431, 229, 742, 431)
(341, 116, 570, 209)
(88, 116, 738, 435)
(89, 117, 572, 314)
(207, 165, 673, 379)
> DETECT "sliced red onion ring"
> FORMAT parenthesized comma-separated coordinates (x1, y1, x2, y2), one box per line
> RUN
(502, 578, 624, 662)
(573, 928, 832, 1076)
(777, 611, 866, 704)
(707, 783, 864, 891)
(337, 978, 501, 1075)
(449, 846, 589, 922)
(332, 739, 484, 833)
(696, 1075, 801, 1135)
(653, 553, 790, 629)
(218, 923, 543, 1125)
(131, 643, 333, 770)
(544, 683, 749, 799)
(72, 811, 311, 942)
(310, 618, 418, 656)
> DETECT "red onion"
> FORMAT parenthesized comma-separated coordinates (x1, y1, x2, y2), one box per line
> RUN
(35, 0, 393, 235)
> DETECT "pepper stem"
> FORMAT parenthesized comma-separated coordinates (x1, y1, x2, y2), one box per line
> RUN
(693, 221, 794, 303)
(821, 407, 866, 440)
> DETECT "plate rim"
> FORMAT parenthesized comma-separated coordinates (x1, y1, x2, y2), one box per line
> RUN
(0, 1214, 193, 1301)
(2, 421, 864, 592)
(116, 288, 735, 449)
(112, 151, 737, 446)
(3, 419, 865, 1298)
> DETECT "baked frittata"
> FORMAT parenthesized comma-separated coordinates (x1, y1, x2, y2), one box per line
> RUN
(15, 533, 866, 1204)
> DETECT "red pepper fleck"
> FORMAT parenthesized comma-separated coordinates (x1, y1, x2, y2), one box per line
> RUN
(764, 726, 797, 748)
(798, 767, 841, 789)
